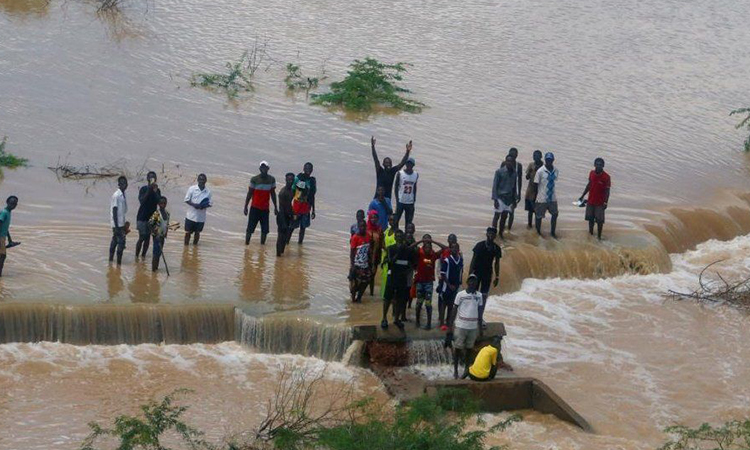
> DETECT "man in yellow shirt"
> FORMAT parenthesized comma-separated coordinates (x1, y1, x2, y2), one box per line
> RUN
(467, 337, 502, 381)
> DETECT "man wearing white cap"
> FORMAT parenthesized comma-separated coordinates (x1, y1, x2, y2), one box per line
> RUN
(244, 161, 278, 245)
(533, 152, 560, 238)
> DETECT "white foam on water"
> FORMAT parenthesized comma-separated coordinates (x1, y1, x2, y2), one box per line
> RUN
(482, 234, 750, 448)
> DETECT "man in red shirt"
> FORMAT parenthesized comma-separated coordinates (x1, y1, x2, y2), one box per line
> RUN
(578, 158, 611, 240)
(244, 161, 278, 245)
(349, 220, 372, 303)
(414, 233, 447, 330)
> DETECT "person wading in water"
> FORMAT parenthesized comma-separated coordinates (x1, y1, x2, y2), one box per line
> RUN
(579, 157, 611, 240)
(439, 241, 463, 331)
(469, 227, 502, 328)
(382, 229, 420, 330)
(368, 186, 392, 294)
(506, 147, 523, 231)
(289, 162, 316, 244)
(524, 150, 544, 228)
(135, 171, 161, 260)
(414, 234, 447, 330)
(109, 176, 128, 266)
(370, 136, 412, 200)
(149, 196, 170, 272)
(394, 157, 418, 228)
(492, 156, 518, 240)
(447, 274, 483, 379)
(244, 161, 278, 246)
(0, 196, 19, 277)
(276, 172, 295, 256)
(349, 219, 372, 303)
(533, 152, 559, 238)
(184, 173, 212, 246)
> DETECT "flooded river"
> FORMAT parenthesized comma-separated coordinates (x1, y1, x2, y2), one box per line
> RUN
(2, 0, 750, 447)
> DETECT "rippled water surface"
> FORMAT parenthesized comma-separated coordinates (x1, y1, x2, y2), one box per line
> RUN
(1, 0, 750, 307)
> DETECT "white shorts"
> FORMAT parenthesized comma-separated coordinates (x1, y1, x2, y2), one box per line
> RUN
(494, 198, 513, 213)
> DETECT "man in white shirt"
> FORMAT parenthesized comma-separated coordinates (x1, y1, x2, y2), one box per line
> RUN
(184, 173, 212, 246)
(448, 274, 483, 379)
(533, 152, 560, 238)
(394, 157, 418, 229)
(109, 176, 128, 265)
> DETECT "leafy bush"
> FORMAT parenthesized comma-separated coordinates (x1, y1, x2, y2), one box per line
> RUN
(659, 419, 750, 450)
(191, 40, 269, 99)
(311, 58, 425, 113)
(730, 108, 750, 152)
(79, 389, 211, 450)
(266, 388, 520, 450)
(0, 136, 28, 168)
(284, 63, 322, 92)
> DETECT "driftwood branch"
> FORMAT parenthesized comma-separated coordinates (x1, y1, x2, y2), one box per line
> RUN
(668, 259, 750, 311)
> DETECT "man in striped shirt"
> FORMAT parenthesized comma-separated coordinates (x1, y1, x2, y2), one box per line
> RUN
(244, 161, 278, 245)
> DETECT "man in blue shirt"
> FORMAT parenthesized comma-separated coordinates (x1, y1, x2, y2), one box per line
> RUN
(0, 195, 19, 277)
(368, 186, 392, 230)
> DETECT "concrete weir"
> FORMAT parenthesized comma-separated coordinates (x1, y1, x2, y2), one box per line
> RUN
(350, 322, 591, 432)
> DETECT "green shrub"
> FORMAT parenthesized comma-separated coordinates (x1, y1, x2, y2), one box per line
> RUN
(284, 63, 322, 92)
(658, 419, 750, 450)
(0, 136, 28, 168)
(79, 389, 211, 450)
(311, 58, 425, 113)
(730, 108, 750, 152)
(191, 40, 269, 99)
(270, 389, 521, 450)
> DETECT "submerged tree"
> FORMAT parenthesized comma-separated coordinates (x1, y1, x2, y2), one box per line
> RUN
(730, 108, 750, 152)
(0, 136, 28, 168)
(191, 39, 269, 99)
(284, 63, 324, 93)
(311, 58, 425, 113)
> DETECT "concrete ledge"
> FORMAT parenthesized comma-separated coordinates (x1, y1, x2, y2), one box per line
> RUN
(353, 322, 506, 343)
(424, 377, 592, 432)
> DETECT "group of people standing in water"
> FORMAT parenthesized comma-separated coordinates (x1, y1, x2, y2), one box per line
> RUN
(104, 161, 316, 271)
(346, 139, 611, 378)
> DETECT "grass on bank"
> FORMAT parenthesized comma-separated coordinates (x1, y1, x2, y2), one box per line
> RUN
(0, 136, 28, 168)
(730, 108, 750, 152)
(311, 58, 425, 113)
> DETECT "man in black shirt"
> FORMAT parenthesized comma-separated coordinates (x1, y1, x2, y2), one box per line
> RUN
(135, 171, 161, 260)
(371, 136, 412, 199)
(382, 229, 418, 330)
(469, 227, 502, 327)
(276, 173, 295, 256)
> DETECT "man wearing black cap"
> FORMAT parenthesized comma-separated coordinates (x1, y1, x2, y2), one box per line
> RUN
(533, 152, 560, 238)
(244, 161, 278, 245)
(394, 157, 418, 228)
(469, 227, 502, 328)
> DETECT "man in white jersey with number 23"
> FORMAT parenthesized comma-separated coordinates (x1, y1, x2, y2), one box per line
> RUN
(394, 157, 418, 229)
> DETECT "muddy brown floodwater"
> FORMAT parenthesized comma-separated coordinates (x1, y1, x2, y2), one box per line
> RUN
(1, 0, 750, 448)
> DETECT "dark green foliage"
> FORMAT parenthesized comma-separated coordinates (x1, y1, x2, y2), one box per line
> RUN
(311, 58, 425, 113)
(658, 419, 750, 450)
(284, 64, 321, 92)
(79, 389, 211, 450)
(730, 108, 750, 152)
(0, 136, 29, 168)
(270, 389, 521, 450)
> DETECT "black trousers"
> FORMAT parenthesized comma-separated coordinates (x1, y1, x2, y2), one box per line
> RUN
(395, 202, 414, 228)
